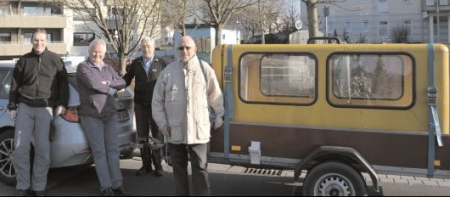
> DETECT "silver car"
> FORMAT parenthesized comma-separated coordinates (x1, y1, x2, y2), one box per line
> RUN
(0, 61, 137, 186)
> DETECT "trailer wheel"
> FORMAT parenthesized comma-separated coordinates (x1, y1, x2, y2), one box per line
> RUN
(303, 161, 367, 196)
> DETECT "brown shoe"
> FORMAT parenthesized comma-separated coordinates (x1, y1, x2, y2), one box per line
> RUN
(113, 186, 131, 196)
(101, 187, 116, 196)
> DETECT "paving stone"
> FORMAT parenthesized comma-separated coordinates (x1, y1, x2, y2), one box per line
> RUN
(393, 178, 409, 184)
(422, 180, 439, 186)
(408, 180, 424, 185)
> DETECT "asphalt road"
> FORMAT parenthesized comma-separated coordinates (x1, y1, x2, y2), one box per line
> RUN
(2, 156, 450, 196)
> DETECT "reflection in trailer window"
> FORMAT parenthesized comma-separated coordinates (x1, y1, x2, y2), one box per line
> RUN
(328, 53, 414, 108)
(240, 53, 317, 105)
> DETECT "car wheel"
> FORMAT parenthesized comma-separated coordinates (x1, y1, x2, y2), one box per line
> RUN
(120, 148, 135, 159)
(0, 129, 16, 186)
(303, 161, 367, 196)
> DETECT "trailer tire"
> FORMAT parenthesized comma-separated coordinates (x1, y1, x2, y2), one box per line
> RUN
(303, 161, 367, 196)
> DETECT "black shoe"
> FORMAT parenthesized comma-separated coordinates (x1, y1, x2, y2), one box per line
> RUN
(154, 164, 164, 177)
(33, 191, 45, 196)
(101, 187, 116, 196)
(135, 165, 153, 176)
(154, 169, 164, 177)
(113, 186, 131, 196)
(16, 189, 31, 196)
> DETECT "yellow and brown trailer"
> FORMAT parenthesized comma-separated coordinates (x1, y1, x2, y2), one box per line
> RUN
(209, 43, 450, 196)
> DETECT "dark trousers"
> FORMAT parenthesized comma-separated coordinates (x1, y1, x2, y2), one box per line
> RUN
(169, 143, 210, 196)
(134, 103, 162, 169)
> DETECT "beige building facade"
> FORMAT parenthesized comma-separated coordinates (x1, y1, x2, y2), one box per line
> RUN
(300, 0, 450, 43)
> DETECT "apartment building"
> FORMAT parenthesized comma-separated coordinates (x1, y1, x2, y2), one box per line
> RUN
(0, 0, 162, 60)
(300, 0, 450, 43)
(0, 0, 66, 60)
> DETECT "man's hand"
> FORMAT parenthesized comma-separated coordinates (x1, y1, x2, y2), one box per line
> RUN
(115, 89, 126, 99)
(101, 80, 111, 86)
(160, 125, 171, 137)
(213, 118, 223, 130)
(9, 110, 16, 120)
(55, 105, 66, 116)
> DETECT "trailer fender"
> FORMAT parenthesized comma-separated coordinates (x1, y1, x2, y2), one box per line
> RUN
(294, 146, 379, 192)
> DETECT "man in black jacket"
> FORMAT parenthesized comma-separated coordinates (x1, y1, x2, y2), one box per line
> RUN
(8, 28, 69, 196)
(123, 36, 168, 177)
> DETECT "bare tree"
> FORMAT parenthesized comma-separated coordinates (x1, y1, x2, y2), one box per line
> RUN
(279, 5, 300, 35)
(301, 0, 319, 42)
(203, 0, 257, 46)
(161, 0, 203, 37)
(301, 0, 369, 43)
(255, 0, 285, 44)
(44, 0, 162, 76)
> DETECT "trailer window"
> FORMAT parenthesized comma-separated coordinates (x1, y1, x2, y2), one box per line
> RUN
(240, 53, 317, 105)
(327, 53, 414, 108)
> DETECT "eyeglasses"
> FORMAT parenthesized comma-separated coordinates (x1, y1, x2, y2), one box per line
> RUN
(178, 46, 192, 51)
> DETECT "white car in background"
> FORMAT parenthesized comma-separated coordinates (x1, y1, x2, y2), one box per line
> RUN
(0, 61, 137, 186)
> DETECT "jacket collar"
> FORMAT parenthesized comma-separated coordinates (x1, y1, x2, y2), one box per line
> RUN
(30, 47, 49, 56)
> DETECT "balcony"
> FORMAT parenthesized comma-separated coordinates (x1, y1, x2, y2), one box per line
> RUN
(0, 14, 66, 28)
(0, 41, 67, 56)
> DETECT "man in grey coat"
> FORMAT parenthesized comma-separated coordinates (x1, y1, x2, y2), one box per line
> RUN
(152, 36, 224, 196)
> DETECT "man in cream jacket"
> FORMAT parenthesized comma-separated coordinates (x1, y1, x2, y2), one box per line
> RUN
(152, 36, 224, 196)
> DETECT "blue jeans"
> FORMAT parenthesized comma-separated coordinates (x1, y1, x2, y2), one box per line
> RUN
(80, 115, 123, 191)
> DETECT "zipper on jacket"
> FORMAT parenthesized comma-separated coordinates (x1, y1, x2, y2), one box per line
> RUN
(35, 57, 41, 99)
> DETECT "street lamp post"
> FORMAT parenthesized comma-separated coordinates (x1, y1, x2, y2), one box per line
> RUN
(235, 19, 240, 44)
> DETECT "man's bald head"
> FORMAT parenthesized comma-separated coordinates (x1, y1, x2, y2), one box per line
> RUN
(178, 36, 197, 62)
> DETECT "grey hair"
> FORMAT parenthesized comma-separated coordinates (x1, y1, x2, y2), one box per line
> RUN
(141, 36, 155, 47)
(88, 39, 107, 53)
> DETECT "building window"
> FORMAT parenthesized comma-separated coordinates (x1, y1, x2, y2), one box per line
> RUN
(377, 0, 388, 13)
(403, 20, 411, 37)
(345, 21, 352, 32)
(46, 34, 52, 42)
(0, 33, 11, 43)
(24, 33, 33, 44)
(363, 20, 369, 33)
(74, 33, 95, 46)
(379, 21, 388, 38)
(23, 6, 52, 16)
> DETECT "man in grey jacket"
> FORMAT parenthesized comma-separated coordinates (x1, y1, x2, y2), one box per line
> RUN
(152, 36, 224, 196)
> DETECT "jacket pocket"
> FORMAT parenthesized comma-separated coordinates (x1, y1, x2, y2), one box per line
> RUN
(196, 122, 211, 140)
(169, 124, 183, 143)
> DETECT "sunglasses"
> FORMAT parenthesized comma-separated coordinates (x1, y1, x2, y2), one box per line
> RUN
(178, 46, 192, 51)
